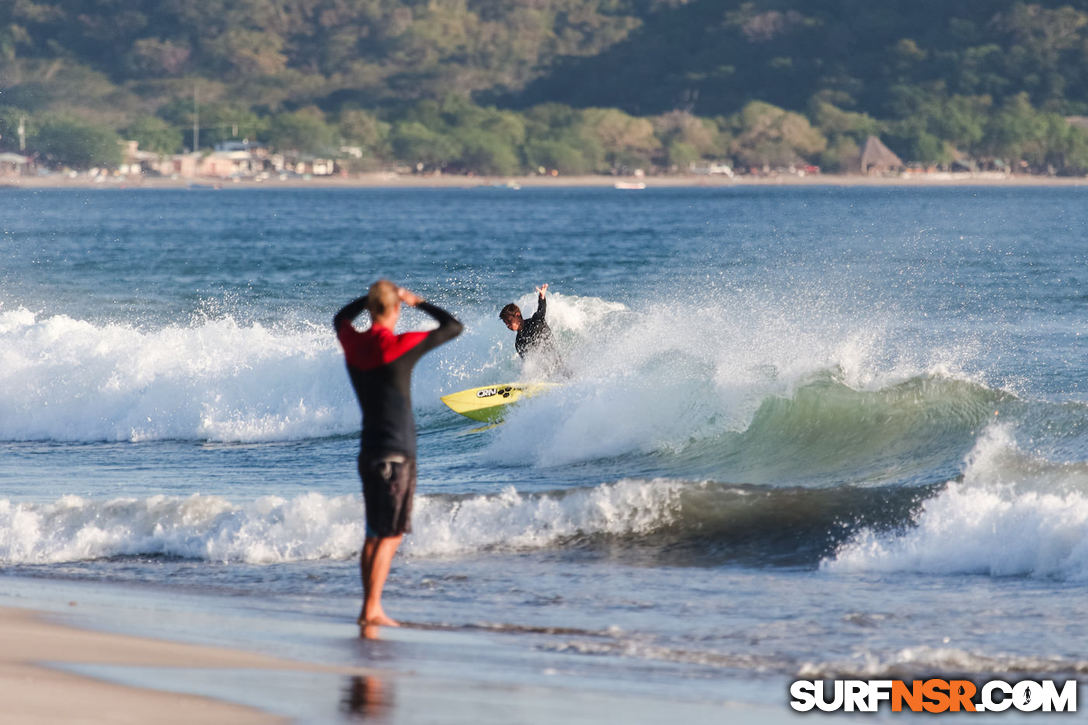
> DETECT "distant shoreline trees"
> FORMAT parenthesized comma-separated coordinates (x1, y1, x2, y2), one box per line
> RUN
(6, 94, 1088, 177)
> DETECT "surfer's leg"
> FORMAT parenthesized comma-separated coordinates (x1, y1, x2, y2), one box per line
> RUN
(362, 535, 402, 626)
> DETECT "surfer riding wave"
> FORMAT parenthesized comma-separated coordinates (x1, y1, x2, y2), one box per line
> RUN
(499, 283, 571, 379)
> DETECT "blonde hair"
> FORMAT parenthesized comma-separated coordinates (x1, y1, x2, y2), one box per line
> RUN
(366, 279, 399, 317)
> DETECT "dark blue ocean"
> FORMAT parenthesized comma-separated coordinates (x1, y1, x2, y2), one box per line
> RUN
(2, 186, 1087, 718)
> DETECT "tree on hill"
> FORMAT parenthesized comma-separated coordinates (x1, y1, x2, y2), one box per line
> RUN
(31, 116, 122, 169)
(581, 107, 660, 170)
(521, 104, 606, 173)
(338, 109, 391, 164)
(265, 108, 337, 155)
(652, 110, 726, 168)
(729, 101, 826, 169)
(123, 116, 182, 155)
(390, 121, 461, 170)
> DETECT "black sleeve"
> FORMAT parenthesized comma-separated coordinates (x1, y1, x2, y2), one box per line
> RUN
(416, 301, 464, 349)
(530, 293, 546, 321)
(389, 300, 463, 368)
(334, 295, 368, 330)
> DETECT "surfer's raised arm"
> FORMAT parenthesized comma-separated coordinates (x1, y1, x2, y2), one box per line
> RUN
(532, 283, 548, 320)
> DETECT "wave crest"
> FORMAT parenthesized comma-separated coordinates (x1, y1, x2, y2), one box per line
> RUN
(0, 478, 929, 566)
(824, 426, 1088, 579)
(0, 308, 355, 442)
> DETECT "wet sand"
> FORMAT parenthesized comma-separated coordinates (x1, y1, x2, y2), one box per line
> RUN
(0, 576, 830, 725)
(0, 607, 300, 724)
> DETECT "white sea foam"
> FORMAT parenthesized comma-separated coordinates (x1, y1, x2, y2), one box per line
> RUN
(431, 291, 629, 390)
(0, 286, 983, 455)
(483, 287, 982, 468)
(824, 425, 1088, 579)
(800, 646, 1088, 679)
(0, 478, 685, 564)
(0, 296, 622, 443)
(410, 477, 686, 556)
(0, 492, 364, 564)
(0, 308, 357, 442)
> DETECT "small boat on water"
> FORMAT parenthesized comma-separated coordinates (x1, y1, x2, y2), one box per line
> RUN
(613, 181, 646, 190)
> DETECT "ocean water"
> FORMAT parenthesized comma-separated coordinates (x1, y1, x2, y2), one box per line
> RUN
(2, 186, 1088, 713)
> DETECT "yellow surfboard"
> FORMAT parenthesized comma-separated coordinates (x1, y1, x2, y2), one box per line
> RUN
(440, 382, 558, 422)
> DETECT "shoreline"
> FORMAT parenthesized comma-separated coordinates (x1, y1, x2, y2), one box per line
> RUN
(0, 606, 310, 724)
(3, 171, 1088, 189)
(0, 576, 818, 724)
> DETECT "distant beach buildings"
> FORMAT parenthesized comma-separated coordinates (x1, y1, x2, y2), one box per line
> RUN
(121, 139, 341, 181)
(0, 152, 31, 176)
(6, 129, 1084, 184)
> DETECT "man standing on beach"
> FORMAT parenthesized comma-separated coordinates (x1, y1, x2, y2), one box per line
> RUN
(335, 280, 462, 628)
(499, 283, 569, 378)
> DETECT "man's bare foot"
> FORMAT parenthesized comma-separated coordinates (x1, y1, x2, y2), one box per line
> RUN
(365, 612, 400, 627)
(358, 607, 400, 627)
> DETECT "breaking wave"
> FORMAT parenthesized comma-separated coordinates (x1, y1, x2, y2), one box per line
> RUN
(0, 307, 355, 442)
(0, 477, 931, 566)
(824, 425, 1088, 580)
(0, 293, 1022, 495)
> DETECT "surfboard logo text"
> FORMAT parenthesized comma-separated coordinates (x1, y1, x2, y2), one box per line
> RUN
(476, 387, 513, 398)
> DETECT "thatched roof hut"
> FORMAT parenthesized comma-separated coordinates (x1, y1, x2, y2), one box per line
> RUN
(855, 136, 905, 175)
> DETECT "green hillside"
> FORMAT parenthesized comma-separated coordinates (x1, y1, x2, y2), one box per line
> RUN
(3, 0, 1088, 174)
(513, 0, 1088, 117)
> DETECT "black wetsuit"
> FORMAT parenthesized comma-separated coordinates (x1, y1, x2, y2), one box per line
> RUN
(334, 296, 462, 457)
(335, 296, 462, 537)
(515, 293, 562, 369)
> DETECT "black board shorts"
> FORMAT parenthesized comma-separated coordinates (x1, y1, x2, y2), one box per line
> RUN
(358, 452, 417, 538)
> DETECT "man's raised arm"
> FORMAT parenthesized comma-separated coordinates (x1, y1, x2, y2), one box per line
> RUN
(397, 286, 463, 347)
(334, 295, 369, 330)
(415, 300, 463, 346)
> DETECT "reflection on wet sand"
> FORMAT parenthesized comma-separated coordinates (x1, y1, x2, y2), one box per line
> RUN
(341, 675, 393, 719)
